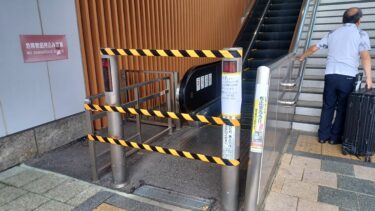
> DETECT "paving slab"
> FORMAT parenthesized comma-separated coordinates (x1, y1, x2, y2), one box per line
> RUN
(44, 179, 91, 203)
(0, 166, 26, 181)
(23, 173, 67, 194)
(297, 199, 339, 211)
(282, 180, 319, 201)
(34, 200, 74, 211)
(0, 186, 27, 206)
(0, 169, 44, 187)
(280, 153, 293, 167)
(338, 175, 375, 196)
(264, 191, 298, 211)
(66, 186, 103, 207)
(71, 191, 115, 211)
(303, 169, 337, 188)
(291, 155, 321, 170)
(321, 160, 354, 176)
(277, 165, 304, 181)
(358, 194, 375, 211)
(318, 186, 358, 210)
(2, 192, 49, 210)
(354, 165, 375, 182)
(0, 183, 5, 190)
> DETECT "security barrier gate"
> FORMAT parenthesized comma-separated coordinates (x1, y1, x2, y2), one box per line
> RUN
(85, 47, 242, 211)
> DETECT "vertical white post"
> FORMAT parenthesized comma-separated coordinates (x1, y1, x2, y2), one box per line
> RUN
(244, 66, 270, 211)
(221, 47, 242, 211)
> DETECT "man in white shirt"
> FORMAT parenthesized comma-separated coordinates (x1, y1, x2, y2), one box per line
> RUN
(298, 7, 372, 144)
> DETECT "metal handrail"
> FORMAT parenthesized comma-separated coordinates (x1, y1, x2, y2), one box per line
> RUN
(87, 76, 171, 101)
(289, 0, 312, 53)
(278, 0, 321, 105)
(276, 0, 311, 89)
(243, 0, 272, 63)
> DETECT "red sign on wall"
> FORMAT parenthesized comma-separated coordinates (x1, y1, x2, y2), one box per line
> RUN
(20, 35, 68, 63)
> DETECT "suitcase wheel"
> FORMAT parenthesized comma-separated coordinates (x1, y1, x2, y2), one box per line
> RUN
(342, 149, 348, 155)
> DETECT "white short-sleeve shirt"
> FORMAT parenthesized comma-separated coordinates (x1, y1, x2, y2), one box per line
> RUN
(316, 23, 371, 77)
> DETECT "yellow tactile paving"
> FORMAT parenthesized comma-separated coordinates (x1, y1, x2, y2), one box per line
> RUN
(295, 134, 375, 163)
(295, 135, 322, 154)
(94, 203, 127, 211)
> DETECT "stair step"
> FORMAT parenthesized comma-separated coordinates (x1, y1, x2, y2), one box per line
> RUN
(296, 107, 321, 117)
(304, 75, 324, 81)
(248, 49, 289, 59)
(253, 40, 291, 49)
(296, 100, 322, 109)
(301, 87, 324, 94)
(292, 122, 319, 132)
(294, 114, 320, 125)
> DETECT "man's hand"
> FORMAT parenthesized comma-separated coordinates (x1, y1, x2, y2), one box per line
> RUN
(366, 78, 373, 89)
(295, 56, 305, 62)
(360, 51, 372, 89)
(296, 45, 319, 62)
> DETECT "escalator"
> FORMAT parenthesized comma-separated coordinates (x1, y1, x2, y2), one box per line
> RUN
(178, 0, 303, 129)
(239, 0, 303, 128)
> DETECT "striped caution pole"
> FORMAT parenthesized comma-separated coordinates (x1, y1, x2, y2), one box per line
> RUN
(84, 104, 240, 127)
(100, 48, 242, 59)
(87, 134, 240, 167)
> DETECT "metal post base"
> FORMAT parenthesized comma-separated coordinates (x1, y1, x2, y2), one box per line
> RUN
(221, 166, 239, 211)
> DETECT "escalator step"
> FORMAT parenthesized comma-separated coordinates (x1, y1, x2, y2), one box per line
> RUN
(243, 68, 257, 80)
(243, 80, 256, 90)
(236, 40, 250, 49)
(248, 49, 288, 59)
(257, 32, 294, 40)
(245, 59, 274, 69)
(269, 3, 301, 10)
(266, 9, 300, 17)
(263, 16, 299, 24)
(253, 40, 291, 49)
(271, 0, 301, 4)
(243, 92, 255, 99)
(260, 24, 296, 32)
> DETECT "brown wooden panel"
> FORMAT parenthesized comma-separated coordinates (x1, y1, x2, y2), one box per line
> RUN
(76, 0, 254, 97)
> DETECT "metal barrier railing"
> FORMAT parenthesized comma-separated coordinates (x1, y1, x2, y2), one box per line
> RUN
(86, 47, 243, 211)
(85, 72, 176, 182)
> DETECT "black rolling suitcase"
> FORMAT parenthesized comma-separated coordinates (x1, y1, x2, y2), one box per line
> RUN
(342, 88, 375, 162)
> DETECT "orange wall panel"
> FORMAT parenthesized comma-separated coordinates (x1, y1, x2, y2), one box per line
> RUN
(76, 0, 253, 96)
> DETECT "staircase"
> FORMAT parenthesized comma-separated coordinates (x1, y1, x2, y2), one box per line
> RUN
(293, 0, 375, 132)
(236, 0, 304, 129)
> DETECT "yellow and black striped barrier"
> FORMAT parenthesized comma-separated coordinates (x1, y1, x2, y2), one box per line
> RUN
(84, 103, 240, 127)
(88, 134, 240, 166)
(100, 48, 242, 59)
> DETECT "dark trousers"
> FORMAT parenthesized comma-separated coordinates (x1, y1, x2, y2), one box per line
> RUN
(318, 74, 355, 142)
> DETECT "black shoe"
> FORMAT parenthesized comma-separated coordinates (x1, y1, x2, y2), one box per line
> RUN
(328, 140, 342, 145)
(319, 139, 327, 144)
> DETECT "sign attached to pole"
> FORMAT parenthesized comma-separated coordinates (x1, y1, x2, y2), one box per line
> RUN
(20, 35, 68, 63)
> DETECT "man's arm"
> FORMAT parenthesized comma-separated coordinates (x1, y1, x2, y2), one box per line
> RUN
(360, 51, 373, 89)
(297, 45, 320, 61)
